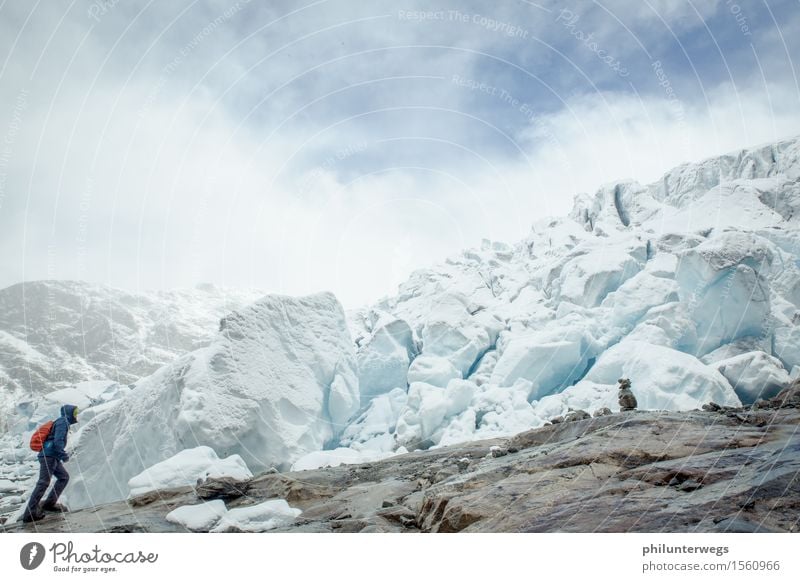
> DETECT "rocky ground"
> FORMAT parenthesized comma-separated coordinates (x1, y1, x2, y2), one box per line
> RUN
(3, 387, 799, 534)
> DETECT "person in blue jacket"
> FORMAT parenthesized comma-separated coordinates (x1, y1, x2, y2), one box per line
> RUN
(21, 404, 79, 523)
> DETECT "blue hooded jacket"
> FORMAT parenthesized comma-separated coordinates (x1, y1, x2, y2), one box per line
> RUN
(39, 404, 78, 461)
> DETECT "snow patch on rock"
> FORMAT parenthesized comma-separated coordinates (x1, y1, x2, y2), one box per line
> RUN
(210, 499, 302, 532)
(166, 500, 227, 532)
(166, 498, 301, 532)
(127, 446, 252, 498)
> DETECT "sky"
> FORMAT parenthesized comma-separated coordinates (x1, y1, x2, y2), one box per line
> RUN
(0, 0, 799, 308)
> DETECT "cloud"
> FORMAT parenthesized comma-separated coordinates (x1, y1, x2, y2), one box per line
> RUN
(278, 80, 800, 307)
(517, 81, 800, 205)
(0, 0, 798, 308)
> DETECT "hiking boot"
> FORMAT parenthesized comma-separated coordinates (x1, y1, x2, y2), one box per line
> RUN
(21, 508, 44, 523)
(41, 502, 69, 513)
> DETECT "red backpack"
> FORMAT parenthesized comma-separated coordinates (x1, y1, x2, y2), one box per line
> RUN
(29, 421, 55, 452)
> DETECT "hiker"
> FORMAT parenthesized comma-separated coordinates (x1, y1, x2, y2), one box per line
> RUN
(21, 404, 79, 523)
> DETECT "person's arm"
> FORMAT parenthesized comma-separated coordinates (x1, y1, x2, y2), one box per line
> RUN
(50, 418, 69, 461)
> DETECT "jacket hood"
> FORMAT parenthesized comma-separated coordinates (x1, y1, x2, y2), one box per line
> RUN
(61, 404, 79, 425)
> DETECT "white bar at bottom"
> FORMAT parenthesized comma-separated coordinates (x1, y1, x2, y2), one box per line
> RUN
(1, 533, 796, 581)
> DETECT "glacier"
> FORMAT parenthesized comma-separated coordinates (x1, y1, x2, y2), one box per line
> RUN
(2, 136, 800, 517)
(62, 292, 359, 509)
(342, 136, 799, 453)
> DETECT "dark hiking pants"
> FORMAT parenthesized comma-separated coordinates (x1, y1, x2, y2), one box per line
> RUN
(26, 456, 69, 512)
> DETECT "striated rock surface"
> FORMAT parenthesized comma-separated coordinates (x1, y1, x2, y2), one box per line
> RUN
(5, 393, 798, 533)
